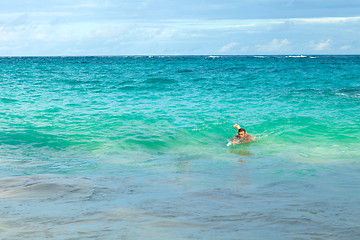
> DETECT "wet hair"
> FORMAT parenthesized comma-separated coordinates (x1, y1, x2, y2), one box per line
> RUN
(238, 128, 246, 134)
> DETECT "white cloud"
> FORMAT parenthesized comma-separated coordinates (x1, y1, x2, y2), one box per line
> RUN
(312, 39, 332, 51)
(256, 39, 291, 52)
(219, 42, 238, 53)
(296, 16, 360, 24)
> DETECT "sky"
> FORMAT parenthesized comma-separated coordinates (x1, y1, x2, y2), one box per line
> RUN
(0, 0, 360, 55)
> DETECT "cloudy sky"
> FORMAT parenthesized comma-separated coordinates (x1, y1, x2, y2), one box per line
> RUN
(1, 0, 360, 55)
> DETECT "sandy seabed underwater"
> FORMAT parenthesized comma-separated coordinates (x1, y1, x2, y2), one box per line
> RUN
(1, 55, 360, 239)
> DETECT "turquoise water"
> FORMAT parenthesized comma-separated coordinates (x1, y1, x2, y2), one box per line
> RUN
(1, 56, 360, 239)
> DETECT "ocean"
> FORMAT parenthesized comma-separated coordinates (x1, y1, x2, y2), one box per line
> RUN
(1, 55, 360, 239)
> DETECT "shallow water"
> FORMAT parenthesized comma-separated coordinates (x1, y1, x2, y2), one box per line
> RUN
(1, 56, 360, 239)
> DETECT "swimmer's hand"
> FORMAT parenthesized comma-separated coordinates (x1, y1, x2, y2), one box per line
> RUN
(227, 139, 240, 146)
(227, 137, 252, 146)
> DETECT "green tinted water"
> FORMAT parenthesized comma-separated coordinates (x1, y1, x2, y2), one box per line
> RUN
(1, 56, 360, 239)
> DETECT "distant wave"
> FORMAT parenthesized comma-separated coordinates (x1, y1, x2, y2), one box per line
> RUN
(286, 55, 307, 58)
(207, 56, 221, 59)
(335, 91, 360, 99)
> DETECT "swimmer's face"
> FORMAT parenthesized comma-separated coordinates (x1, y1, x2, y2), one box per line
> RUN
(238, 131, 245, 138)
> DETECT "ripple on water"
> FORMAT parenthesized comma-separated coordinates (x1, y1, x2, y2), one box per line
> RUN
(0, 175, 94, 200)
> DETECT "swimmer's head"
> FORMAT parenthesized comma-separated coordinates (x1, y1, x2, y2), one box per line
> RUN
(238, 128, 246, 138)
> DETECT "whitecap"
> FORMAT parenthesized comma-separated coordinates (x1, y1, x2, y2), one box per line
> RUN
(286, 55, 307, 58)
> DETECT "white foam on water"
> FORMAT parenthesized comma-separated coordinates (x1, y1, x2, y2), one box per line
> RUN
(335, 92, 360, 99)
(286, 55, 307, 58)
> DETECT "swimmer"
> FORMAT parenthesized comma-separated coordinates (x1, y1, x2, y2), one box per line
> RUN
(231, 124, 253, 144)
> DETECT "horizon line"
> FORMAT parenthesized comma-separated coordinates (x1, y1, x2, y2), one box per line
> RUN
(1, 54, 360, 57)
